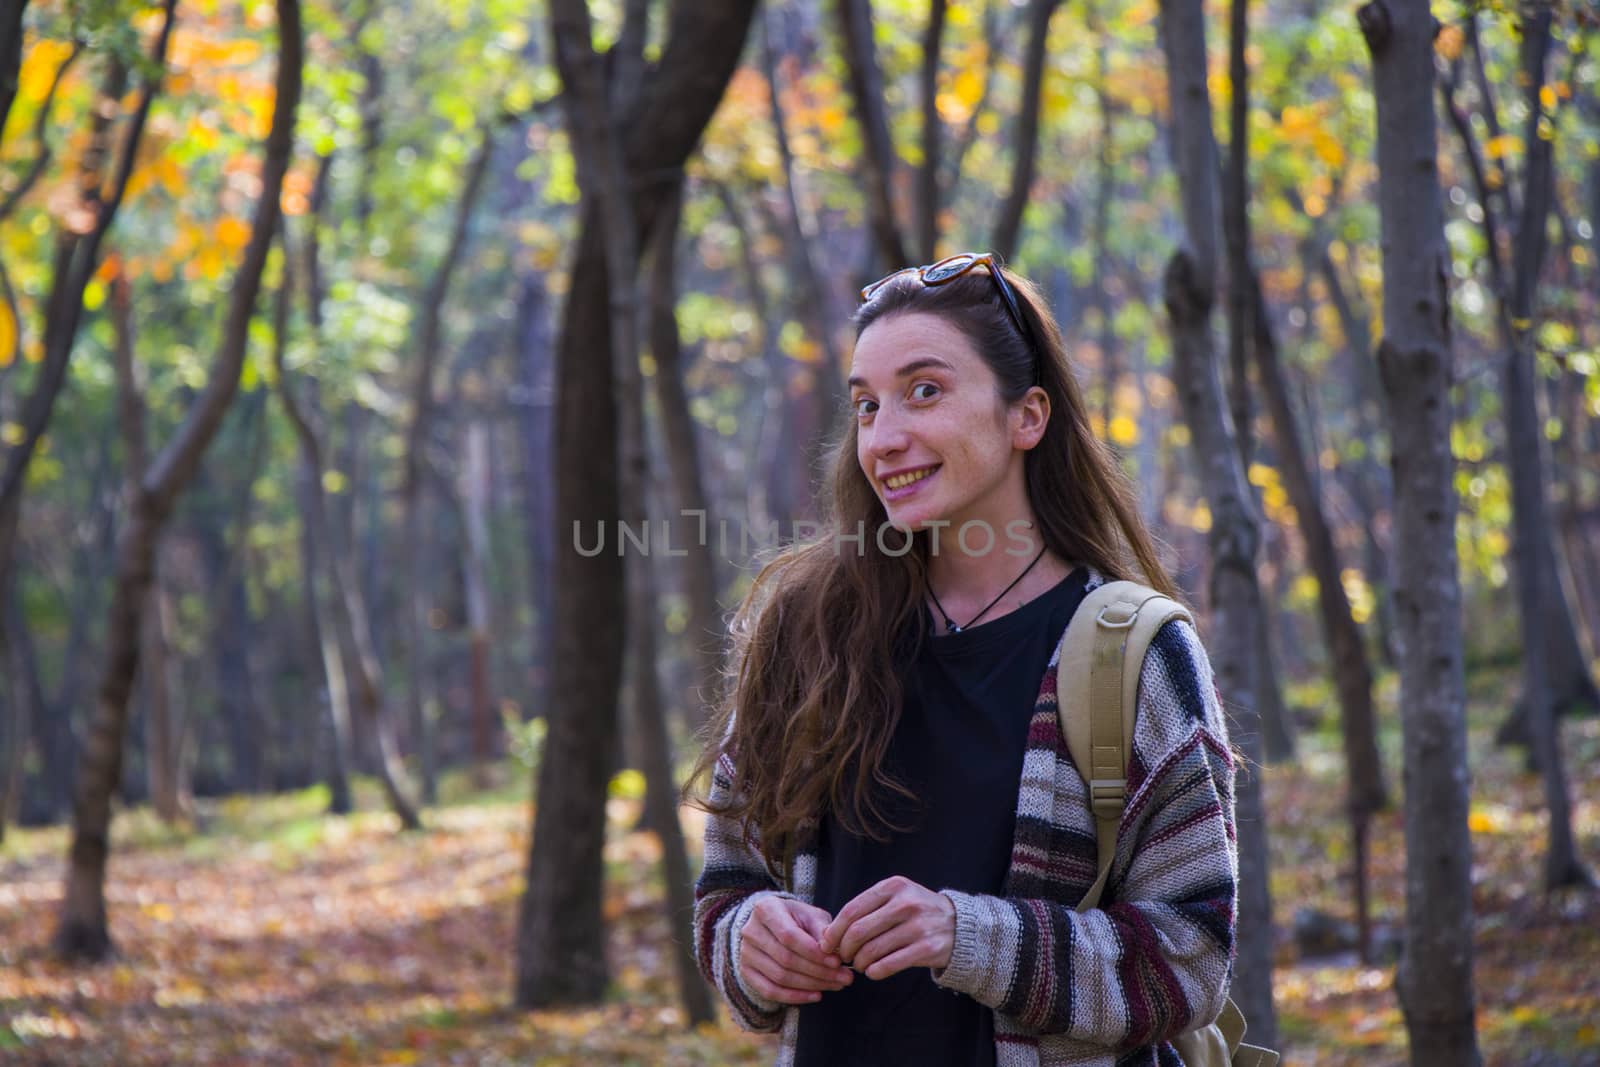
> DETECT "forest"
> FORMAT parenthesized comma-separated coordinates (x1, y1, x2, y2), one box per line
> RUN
(0, 0, 1597, 1063)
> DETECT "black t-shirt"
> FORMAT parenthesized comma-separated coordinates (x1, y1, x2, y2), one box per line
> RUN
(793, 567, 1090, 1067)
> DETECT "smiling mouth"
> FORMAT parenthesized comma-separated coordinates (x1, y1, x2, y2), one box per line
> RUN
(883, 465, 939, 490)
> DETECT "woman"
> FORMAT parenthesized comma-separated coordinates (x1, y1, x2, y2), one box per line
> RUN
(692, 253, 1238, 1067)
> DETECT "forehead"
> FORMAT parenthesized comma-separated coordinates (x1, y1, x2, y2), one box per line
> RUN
(848, 313, 985, 383)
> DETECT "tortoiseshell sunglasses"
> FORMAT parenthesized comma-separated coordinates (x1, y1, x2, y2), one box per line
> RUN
(859, 251, 1041, 381)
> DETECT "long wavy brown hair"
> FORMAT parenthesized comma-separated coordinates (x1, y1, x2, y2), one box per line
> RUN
(691, 262, 1177, 882)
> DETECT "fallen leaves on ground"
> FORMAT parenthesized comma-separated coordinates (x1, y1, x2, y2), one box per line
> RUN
(1, 666, 1597, 1065)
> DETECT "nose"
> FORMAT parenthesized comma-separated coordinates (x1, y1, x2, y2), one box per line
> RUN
(860, 405, 910, 469)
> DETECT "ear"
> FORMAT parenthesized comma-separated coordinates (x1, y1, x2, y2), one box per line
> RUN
(1011, 386, 1050, 451)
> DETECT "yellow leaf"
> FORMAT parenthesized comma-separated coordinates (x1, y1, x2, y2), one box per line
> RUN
(1484, 134, 1521, 160)
(1313, 131, 1345, 169)
(216, 216, 252, 249)
(0, 301, 16, 366)
(1, 422, 25, 446)
(17, 40, 76, 104)
(1435, 24, 1465, 60)
(1538, 84, 1556, 111)
(323, 469, 348, 494)
(1109, 414, 1139, 446)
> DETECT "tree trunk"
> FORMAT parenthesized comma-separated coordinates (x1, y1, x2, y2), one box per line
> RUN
(627, 548, 716, 1024)
(402, 125, 496, 805)
(1308, 242, 1399, 667)
(111, 264, 190, 824)
(1359, 1, 1482, 1061)
(833, 0, 909, 271)
(460, 422, 496, 788)
(990, 0, 1061, 261)
(760, 11, 846, 496)
(515, 273, 556, 721)
(1248, 269, 1388, 950)
(56, 0, 301, 962)
(297, 460, 353, 813)
(652, 182, 726, 727)
(140, 560, 189, 823)
(0, 11, 172, 641)
(1440, 17, 1600, 742)
(915, 0, 947, 263)
(1, 578, 42, 841)
(1157, 0, 1277, 1044)
(1493, 7, 1588, 888)
(516, 0, 759, 1009)
(1219, 0, 1296, 770)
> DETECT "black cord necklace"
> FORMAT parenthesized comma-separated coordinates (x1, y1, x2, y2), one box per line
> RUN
(927, 545, 1048, 634)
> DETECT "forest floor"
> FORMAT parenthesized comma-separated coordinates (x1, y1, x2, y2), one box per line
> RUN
(2, 663, 1598, 1066)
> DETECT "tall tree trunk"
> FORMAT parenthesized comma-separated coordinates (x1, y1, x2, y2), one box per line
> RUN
(651, 182, 725, 727)
(1441, 17, 1600, 743)
(140, 565, 191, 822)
(297, 460, 353, 813)
(402, 126, 496, 805)
(1086, 8, 1118, 436)
(833, 0, 909, 271)
(0, 9, 172, 641)
(1219, 0, 1295, 769)
(1225, 0, 1386, 955)
(1248, 270, 1388, 953)
(1, 577, 42, 841)
(1492, 8, 1588, 888)
(915, 0, 947, 262)
(516, 0, 759, 1009)
(761, 10, 846, 495)
(990, 0, 1061, 261)
(460, 422, 496, 788)
(515, 273, 555, 722)
(55, 0, 300, 961)
(1359, 2, 1482, 1062)
(292, 158, 353, 812)
(1441, 12, 1594, 869)
(1156, 0, 1277, 1044)
(626, 549, 716, 1025)
(1307, 240, 1399, 667)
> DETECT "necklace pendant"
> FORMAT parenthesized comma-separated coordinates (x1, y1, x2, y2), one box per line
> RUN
(945, 619, 962, 634)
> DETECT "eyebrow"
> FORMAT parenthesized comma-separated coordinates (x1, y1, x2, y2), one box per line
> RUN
(846, 356, 955, 390)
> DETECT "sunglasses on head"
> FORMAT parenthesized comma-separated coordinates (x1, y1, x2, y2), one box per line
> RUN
(860, 251, 1042, 384)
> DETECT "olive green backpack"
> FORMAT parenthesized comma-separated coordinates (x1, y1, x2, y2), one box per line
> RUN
(1057, 580, 1278, 1067)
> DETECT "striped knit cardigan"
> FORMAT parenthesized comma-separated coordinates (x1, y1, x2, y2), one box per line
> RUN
(693, 572, 1240, 1067)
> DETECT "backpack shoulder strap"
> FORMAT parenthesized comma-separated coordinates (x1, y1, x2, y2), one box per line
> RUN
(1054, 579, 1191, 911)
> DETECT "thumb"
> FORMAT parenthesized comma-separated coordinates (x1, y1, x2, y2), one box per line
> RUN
(788, 903, 833, 943)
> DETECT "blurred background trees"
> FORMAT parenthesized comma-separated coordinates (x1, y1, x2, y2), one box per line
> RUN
(1, 0, 1597, 1062)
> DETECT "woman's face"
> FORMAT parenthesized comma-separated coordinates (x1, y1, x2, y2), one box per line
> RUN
(848, 311, 1048, 535)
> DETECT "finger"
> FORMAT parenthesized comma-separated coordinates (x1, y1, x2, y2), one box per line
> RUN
(786, 904, 844, 968)
(767, 911, 838, 971)
(821, 880, 898, 952)
(788, 903, 833, 944)
(745, 920, 854, 986)
(742, 962, 823, 1005)
(837, 898, 908, 964)
(861, 941, 930, 981)
(744, 943, 853, 992)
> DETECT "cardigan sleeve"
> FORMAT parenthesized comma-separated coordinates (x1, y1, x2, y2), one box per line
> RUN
(692, 749, 795, 1034)
(931, 618, 1239, 1049)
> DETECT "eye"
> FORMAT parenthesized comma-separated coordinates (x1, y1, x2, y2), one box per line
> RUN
(853, 396, 878, 418)
(910, 382, 940, 402)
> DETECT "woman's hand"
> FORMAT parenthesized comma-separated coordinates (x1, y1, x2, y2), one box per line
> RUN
(820, 875, 956, 980)
(738, 896, 855, 1005)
